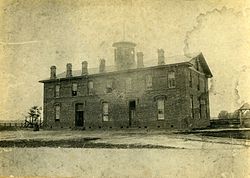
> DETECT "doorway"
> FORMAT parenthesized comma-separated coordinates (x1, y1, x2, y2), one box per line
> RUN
(75, 103, 84, 127)
(129, 100, 136, 127)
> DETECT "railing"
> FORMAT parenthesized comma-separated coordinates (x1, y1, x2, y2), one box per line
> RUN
(210, 118, 241, 128)
(0, 122, 24, 127)
(0, 120, 43, 129)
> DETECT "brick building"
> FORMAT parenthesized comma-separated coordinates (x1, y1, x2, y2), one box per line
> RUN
(39, 41, 213, 130)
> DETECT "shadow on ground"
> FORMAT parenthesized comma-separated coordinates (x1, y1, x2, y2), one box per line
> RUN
(0, 137, 182, 149)
(180, 129, 250, 140)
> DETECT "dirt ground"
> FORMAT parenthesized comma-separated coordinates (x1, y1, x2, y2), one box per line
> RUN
(0, 129, 249, 177)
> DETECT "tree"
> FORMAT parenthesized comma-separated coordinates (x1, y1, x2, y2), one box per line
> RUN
(218, 110, 229, 119)
(231, 109, 240, 119)
(28, 106, 42, 131)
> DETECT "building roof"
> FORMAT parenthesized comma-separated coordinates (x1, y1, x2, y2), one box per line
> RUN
(40, 52, 213, 82)
(112, 41, 136, 48)
(239, 103, 250, 110)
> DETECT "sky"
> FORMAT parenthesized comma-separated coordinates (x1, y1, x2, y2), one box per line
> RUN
(0, 0, 250, 120)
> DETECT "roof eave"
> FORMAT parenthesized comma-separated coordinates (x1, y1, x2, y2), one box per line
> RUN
(39, 62, 190, 83)
(198, 53, 213, 78)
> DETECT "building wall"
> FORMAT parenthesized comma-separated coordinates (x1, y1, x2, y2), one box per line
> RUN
(185, 60, 211, 129)
(43, 63, 210, 130)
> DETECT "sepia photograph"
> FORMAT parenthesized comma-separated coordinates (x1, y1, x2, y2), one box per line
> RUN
(0, 0, 250, 177)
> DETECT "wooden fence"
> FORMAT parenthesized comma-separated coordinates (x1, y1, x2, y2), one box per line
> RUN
(210, 118, 240, 128)
(0, 120, 43, 128)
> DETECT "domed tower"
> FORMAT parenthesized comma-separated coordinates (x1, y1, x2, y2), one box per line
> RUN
(112, 41, 136, 70)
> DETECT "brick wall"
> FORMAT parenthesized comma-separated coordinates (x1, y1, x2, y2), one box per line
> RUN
(43, 63, 210, 130)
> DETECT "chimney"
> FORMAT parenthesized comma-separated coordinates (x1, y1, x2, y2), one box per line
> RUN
(82, 61, 88, 75)
(66, 63, 72, 77)
(157, 49, 165, 65)
(137, 52, 144, 68)
(99, 59, 106, 73)
(50, 66, 56, 79)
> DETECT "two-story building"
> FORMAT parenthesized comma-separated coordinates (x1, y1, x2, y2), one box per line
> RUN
(39, 41, 213, 130)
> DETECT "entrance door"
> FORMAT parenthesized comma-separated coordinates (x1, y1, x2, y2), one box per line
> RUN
(75, 103, 84, 127)
(129, 100, 136, 127)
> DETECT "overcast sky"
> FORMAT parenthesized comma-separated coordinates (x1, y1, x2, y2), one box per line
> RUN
(0, 0, 250, 120)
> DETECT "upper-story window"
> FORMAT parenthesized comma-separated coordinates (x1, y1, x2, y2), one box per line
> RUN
(55, 85, 60, 98)
(168, 72, 176, 88)
(189, 71, 192, 88)
(88, 81, 94, 95)
(204, 78, 207, 92)
(145, 75, 153, 90)
(72, 83, 78, 96)
(196, 59, 199, 71)
(200, 77, 205, 92)
(157, 98, 165, 120)
(126, 78, 132, 91)
(106, 80, 113, 93)
(102, 102, 109, 121)
(197, 75, 200, 91)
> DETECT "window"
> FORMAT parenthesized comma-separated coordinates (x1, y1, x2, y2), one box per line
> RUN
(196, 59, 199, 71)
(204, 79, 207, 92)
(205, 99, 209, 118)
(190, 95, 194, 119)
(106, 80, 113, 93)
(102, 102, 109, 121)
(55, 105, 60, 121)
(88, 81, 94, 95)
(189, 71, 192, 88)
(145, 75, 152, 90)
(126, 78, 132, 91)
(55, 85, 60, 98)
(168, 72, 176, 88)
(200, 77, 205, 92)
(157, 98, 165, 120)
(199, 98, 202, 119)
(197, 75, 200, 90)
(72, 83, 78, 96)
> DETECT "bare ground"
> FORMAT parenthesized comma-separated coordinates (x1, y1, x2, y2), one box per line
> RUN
(0, 129, 249, 177)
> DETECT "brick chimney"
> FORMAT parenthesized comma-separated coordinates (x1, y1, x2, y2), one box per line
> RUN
(137, 52, 144, 68)
(66, 63, 72, 77)
(82, 61, 88, 75)
(50, 66, 56, 79)
(157, 49, 165, 65)
(99, 59, 106, 73)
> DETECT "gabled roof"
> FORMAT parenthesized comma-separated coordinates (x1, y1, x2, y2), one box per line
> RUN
(197, 53, 213, 77)
(239, 103, 250, 110)
(40, 52, 213, 82)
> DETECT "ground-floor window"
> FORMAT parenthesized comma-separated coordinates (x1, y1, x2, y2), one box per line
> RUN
(205, 99, 209, 119)
(102, 102, 109, 121)
(55, 105, 60, 121)
(199, 98, 202, 119)
(190, 95, 194, 119)
(157, 98, 165, 120)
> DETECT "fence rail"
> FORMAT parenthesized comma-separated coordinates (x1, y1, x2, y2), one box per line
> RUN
(0, 122, 25, 127)
(0, 121, 43, 128)
(210, 118, 241, 128)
